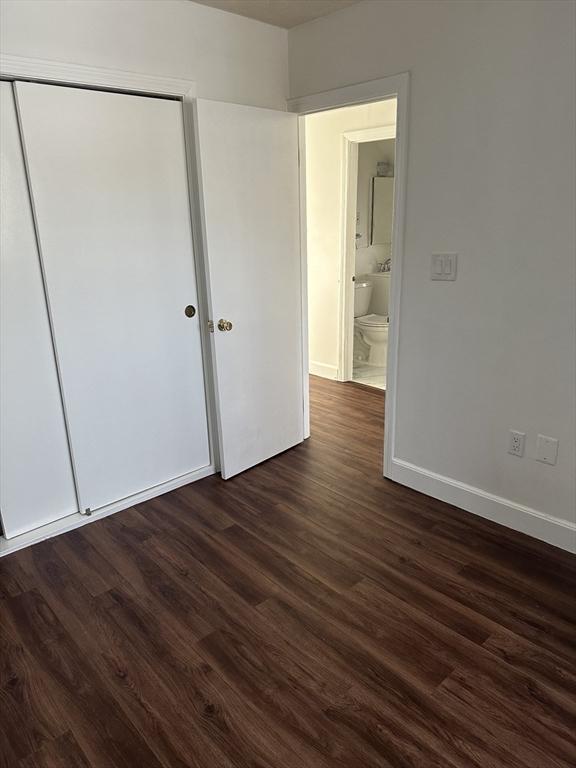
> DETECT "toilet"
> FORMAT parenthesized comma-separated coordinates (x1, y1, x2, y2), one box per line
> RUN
(354, 277, 389, 367)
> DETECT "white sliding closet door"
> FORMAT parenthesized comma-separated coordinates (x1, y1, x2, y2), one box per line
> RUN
(0, 83, 78, 537)
(194, 100, 303, 478)
(15, 82, 210, 512)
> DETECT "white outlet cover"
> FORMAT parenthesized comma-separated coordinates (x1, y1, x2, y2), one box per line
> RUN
(536, 434, 558, 465)
(508, 430, 525, 457)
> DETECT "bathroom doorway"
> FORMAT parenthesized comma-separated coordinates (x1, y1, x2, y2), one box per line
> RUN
(295, 72, 408, 477)
(304, 101, 397, 391)
(347, 133, 395, 390)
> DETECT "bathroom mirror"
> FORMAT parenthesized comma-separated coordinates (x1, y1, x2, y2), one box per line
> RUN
(370, 176, 394, 246)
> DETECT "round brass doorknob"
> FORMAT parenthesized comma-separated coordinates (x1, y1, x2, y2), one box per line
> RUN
(184, 305, 196, 318)
(217, 319, 233, 332)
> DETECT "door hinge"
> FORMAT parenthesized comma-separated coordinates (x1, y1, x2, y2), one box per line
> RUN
(83, 507, 92, 516)
(207, 320, 214, 333)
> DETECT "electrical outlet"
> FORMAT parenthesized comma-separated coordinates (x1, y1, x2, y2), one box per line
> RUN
(536, 434, 558, 465)
(508, 430, 525, 457)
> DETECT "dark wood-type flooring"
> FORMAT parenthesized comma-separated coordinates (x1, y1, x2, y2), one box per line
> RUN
(1, 375, 575, 767)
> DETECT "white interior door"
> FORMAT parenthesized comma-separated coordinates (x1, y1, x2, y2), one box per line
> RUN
(0, 83, 79, 537)
(194, 99, 303, 478)
(15, 82, 210, 512)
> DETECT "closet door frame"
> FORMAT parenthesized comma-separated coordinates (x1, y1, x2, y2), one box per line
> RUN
(0, 54, 219, 555)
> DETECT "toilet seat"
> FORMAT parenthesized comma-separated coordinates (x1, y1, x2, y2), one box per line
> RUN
(355, 313, 389, 327)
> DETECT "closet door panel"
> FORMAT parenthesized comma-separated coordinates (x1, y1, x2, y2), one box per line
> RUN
(0, 82, 78, 538)
(15, 82, 210, 512)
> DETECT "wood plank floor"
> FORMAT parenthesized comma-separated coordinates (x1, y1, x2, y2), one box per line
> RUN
(1, 375, 575, 768)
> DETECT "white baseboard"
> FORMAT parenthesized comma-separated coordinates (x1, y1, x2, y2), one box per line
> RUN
(0, 464, 216, 558)
(310, 361, 338, 379)
(390, 458, 576, 554)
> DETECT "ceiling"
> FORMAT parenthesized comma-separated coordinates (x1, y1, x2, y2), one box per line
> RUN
(190, 0, 362, 29)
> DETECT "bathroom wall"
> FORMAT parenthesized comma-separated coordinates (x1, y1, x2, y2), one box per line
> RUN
(305, 101, 397, 380)
(355, 139, 395, 276)
(291, 0, 576, 548)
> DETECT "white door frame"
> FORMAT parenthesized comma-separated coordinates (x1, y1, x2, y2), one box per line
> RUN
(338, 124, 396, 383)
(0, 54, 219, 555)
(288, 73, 410, 478)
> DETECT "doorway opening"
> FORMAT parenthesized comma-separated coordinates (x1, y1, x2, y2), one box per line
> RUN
(304, 99, 397, 397)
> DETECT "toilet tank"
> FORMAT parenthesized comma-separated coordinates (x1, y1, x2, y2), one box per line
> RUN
(354, 280, 373, 317)
(370, 273, 391, 316)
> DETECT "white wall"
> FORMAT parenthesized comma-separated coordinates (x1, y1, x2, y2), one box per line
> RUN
(0, 0, 288, 108)
(305, 101, 396, 379)
(356, 139, 395, 274)
(292, 0, 576, 548)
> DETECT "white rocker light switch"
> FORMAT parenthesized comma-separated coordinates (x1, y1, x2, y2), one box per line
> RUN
(431, 253, 458, 281)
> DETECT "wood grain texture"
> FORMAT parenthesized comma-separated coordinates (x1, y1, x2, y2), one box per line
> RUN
(1, 375, 575, 767)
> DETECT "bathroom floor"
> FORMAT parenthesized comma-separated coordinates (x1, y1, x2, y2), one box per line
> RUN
(352, 361, 386, 389)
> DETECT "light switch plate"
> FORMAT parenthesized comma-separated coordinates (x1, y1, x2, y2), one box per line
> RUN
(431, 253, 458, 281)
(536, 434, 558, 465)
